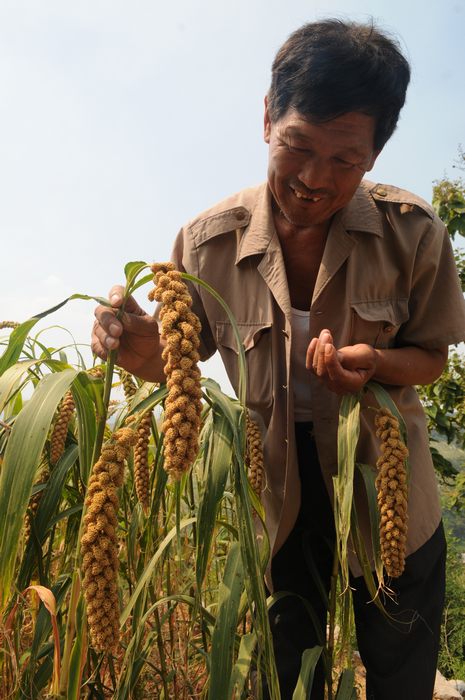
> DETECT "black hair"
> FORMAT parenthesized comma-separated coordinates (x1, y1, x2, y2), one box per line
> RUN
(268, 19, 411, 150)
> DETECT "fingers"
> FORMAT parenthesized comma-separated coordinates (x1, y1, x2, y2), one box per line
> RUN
(91, 315, 119, 359)
(323, 344, 342, 379)
(108, 285, 125, 308)
(91, 283, 157, 363)
(306, 329, 333, 376)
(306, 337, 318, 370)
(92, 285, 138, 360)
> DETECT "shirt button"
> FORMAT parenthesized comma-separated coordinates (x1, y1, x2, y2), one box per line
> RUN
(376, 188, 388, 197)
(235, 209, 247, 221)
(384, 324, 394, 333)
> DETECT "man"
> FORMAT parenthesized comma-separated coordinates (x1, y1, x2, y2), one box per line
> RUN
(92, 19, 465, 700)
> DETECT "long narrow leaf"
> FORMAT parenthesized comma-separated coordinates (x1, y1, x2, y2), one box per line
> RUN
(334, 393, 361, 593)
(335, 668, 357, 700)
(17, 444, 79, 590)
(292, 646, 323, 700)
(209, 542, 244, 700)
(356, 462, 383, 586)
(0, 295, 110, 376)
(67, 596, 87, 700)
(196, 411, 232, 591)
(71, 375, 97, 485)
(120, 517, 196, 626)
(0, 360, 37, 414)
(228, 632, 257, 698)
(0, 368, 78, 611)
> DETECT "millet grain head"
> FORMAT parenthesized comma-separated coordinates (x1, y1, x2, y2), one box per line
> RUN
(374, 407, 409, 578)
(148, 263, 202, 481)
(81, 424, 137, 653)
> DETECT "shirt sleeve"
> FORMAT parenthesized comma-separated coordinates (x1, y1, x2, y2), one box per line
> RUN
(154, 227, 217, 362)
(397, 215, 465, 349)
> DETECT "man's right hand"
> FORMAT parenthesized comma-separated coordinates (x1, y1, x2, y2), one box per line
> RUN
(91, 285, 165, 382)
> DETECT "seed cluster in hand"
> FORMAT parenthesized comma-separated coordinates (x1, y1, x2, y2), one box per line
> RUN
(246, 413, 264, 497)
(148, 263, 202, 480)
(374, 407, 409, 578)
(81, 425, 137, 653)
(50, 390, 75, 464)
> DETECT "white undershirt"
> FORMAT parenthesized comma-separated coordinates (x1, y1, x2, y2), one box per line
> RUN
(290, 307, 312, 422)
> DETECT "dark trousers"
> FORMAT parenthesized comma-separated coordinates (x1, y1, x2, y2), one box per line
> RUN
(265, 423, 446, 700)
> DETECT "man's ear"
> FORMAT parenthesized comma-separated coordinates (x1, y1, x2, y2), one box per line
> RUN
(264, 95, 271, 144)
(366, 149, 382, 172)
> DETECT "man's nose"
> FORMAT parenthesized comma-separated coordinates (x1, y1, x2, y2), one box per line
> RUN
(298, 155, 332, 190)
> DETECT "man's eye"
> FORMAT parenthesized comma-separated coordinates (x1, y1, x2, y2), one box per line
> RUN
(334, 157, 356, 169)
(286, 142, 308, 154)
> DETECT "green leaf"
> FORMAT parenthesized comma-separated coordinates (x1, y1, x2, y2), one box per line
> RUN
(228, 632, 257, 697)
(350, 503, 389, 618)
(123, 261, 150, 296)
(127, 272, 153, 297)
(0, 368, 78, 611)
(334, 393, 361, 593)
(0, 294, 110, 376)
(120, 517, 196, 626)
(335, 668, 357, 699)
(71, 374, 98, 485)
(356, 462, 383, 586)
(209, 542, 244, 700)
(0, 321, 40, 377)
(0, 360, 38, 414)
(67, 595, 87, 700)
(17, 444, 79, 590)
(292, 646, 323, 700)
(365, 381, 407, 439)
(196, 411, 232, 591)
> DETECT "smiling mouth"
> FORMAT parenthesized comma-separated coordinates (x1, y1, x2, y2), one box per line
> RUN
(291, 187, 323, 202)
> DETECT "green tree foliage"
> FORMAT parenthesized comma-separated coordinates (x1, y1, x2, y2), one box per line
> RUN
(424, 157, 465, 681)
(438, 532, 465, 680)
(417, 165, 465, 490)
(433, 178, 465, 240)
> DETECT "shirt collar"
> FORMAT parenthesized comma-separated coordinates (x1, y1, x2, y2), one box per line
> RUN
(235, 179, 383, 265)
(340, 179, 384, 237)
(235, 184, 278, 264)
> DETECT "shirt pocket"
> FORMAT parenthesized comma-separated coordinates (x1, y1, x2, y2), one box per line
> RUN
(349, 299, 409, 348)
(215, 321, 273, 410)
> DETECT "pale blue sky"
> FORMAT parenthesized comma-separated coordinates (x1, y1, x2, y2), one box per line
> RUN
(1, 0, 464, 389)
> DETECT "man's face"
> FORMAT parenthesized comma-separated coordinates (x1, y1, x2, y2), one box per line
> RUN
(264, 102, 380, 229)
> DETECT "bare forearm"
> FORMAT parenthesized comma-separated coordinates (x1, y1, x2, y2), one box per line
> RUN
(373, 345, 448, 387)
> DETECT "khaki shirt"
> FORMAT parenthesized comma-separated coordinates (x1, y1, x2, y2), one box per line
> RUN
(170, 180, 465, 578)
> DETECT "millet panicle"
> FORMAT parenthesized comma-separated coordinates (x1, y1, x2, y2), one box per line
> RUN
(133, 411, 152, 512)
(148, 263, 202, 480)
(81, 424, 137, 653)
(246, 413, 264, 498)
(119, 368, 138, 400)
(374, 407, 409, 579)
(50, 391, 75, 465)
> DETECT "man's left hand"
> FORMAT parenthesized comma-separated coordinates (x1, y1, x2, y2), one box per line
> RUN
(306, 329, 377, 394)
